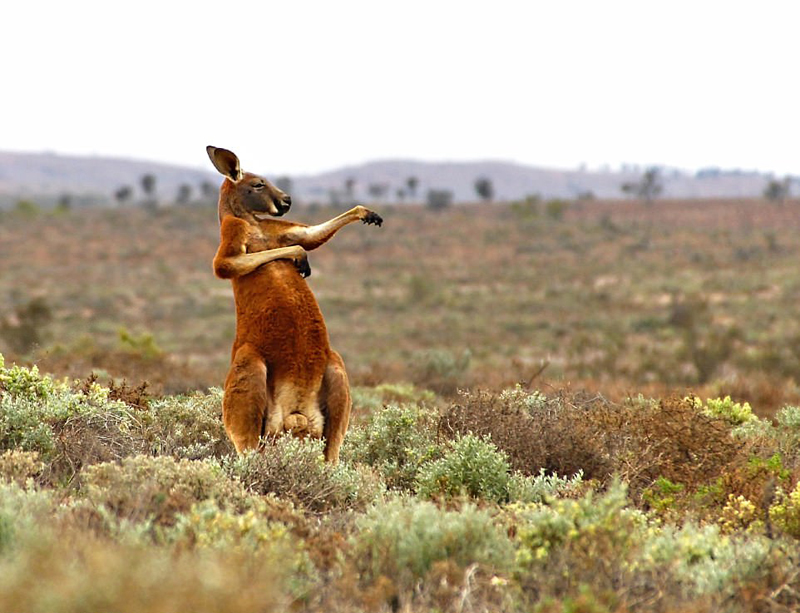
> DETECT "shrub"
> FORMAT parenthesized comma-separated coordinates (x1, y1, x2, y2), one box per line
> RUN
(353, 497, 514, 589)
(0, 534, 296, 613)
(0, 360, 149, 482)
(0, 481, 54, 553)
(442, 390, 744, 504)
(142, 389, 233, 459)
(410, 348, 471, 395)
(690, 395, 758, 426)
(768, 481, 800, 538)
(342, 403, 439, 491)
(440, 388, 611, 479)
(79, 455, 247, 531)
(171, 499, 319, 600)
(637, 522, 771, 597)
(509, 481, 645, 573)
(719, 494, 763, 533)
(507, 469, 584, 504)
(0, 450, 43, 486)
(642, 476, 685, 514)
(224, 436, 383, 512)
(117, 327, 163, 360)
(415, 433, 511, 502)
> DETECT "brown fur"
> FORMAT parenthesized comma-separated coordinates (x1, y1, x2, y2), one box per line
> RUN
(207, 146, 382, 462)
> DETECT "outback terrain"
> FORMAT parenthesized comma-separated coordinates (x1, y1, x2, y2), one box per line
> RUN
(2, 197, 800, 612)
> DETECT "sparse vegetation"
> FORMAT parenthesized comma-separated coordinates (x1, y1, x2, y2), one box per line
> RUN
(4, 359, 800, 611)
(5, 197, 800, 610)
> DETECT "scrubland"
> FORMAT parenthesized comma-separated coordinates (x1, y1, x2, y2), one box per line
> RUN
(2, 198, 800, 611)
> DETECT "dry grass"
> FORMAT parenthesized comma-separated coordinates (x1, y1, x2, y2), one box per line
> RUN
(2, 199, 800, 414)
(441, 390, 747, 504)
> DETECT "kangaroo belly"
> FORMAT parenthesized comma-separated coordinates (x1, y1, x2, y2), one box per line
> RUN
(230, 263, 329, 439)
(232, 263, 331, 365)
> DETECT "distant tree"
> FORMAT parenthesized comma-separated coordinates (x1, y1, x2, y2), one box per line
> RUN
(176, 183, 193, 205)
(396, 188, 406, 202)
(275, 176, 293, 195)
(367, 183, 389, 202)
(474, 177, 494, 202)
(621, 166, 663, 204)
(140, 173, 157, 210)
(140, 173, 156, 197)
(426, 189, 453, 211)
(114, 186, 133, 205)
(763, 177, 791, 203)
(406, 176, 419, 200)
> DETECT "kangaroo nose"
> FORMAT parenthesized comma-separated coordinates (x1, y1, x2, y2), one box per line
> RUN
(282, 195, 292, 206)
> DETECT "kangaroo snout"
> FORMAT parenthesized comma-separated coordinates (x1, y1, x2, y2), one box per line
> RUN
(275, 195, 292, 216)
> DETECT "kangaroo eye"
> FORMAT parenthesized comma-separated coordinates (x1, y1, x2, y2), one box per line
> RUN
(253, 183, 265, 189)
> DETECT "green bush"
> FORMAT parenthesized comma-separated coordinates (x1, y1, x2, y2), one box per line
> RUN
(508, 481, 646, 571)
(690, 395, 757, 426)
(415, 433, 511, 502)
(637, 522, 771, 597)
(0, 481, 54, 553)
(79, 455, 247, 532)
(224, 436, 384, 512)
(507, 468, 584, 504)
(171, 499, 319, 600)
(769, 481, 800, 538)
(353, 497, 514, 588)
(142, 389, 232, 459)
(342, 403, 440, 491)
(0, 359, 147, 480)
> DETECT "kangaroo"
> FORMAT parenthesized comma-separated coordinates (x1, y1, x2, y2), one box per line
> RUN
(207, 146, 382, 462)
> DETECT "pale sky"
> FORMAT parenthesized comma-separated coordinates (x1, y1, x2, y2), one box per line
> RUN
(2, 1, 798, 176)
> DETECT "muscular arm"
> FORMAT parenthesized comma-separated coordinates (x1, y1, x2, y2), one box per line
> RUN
(274, 206, 383, 251)
(213, 217, 308, 279)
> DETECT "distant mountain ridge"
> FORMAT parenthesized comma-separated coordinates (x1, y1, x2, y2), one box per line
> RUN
(0, 150, 785, 206)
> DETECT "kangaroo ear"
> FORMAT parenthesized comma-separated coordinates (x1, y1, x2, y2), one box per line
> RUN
(206, 146, 243, 182)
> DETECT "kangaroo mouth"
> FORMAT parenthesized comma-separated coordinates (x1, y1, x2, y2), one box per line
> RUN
(273, 197, 291, 216)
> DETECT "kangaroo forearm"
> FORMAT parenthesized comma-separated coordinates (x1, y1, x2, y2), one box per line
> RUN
(288, 208, 363, 250)
(214, 246, 300, 279)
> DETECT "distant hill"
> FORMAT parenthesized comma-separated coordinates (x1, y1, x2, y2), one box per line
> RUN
(289, 160, 779, 203)
(0, 151, 213, 207)
(0, 150, 787, 207)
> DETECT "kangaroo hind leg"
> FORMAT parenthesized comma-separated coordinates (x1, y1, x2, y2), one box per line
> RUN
(320, 351, 352, 463)
(223, 344, 268, 454)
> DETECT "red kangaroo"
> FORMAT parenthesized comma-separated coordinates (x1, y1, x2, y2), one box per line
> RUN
(207, 146, 382, 462)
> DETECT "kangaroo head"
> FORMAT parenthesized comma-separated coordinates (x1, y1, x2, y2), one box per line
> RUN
(206, 146, 292, 222)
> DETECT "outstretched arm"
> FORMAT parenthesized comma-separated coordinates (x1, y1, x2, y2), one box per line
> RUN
(213, 217, 309, 279)
(277, 206, 383, 251)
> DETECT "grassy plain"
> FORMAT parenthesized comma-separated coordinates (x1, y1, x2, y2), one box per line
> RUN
(2, 198, 800, 413)
(4, 198, 800, 612)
